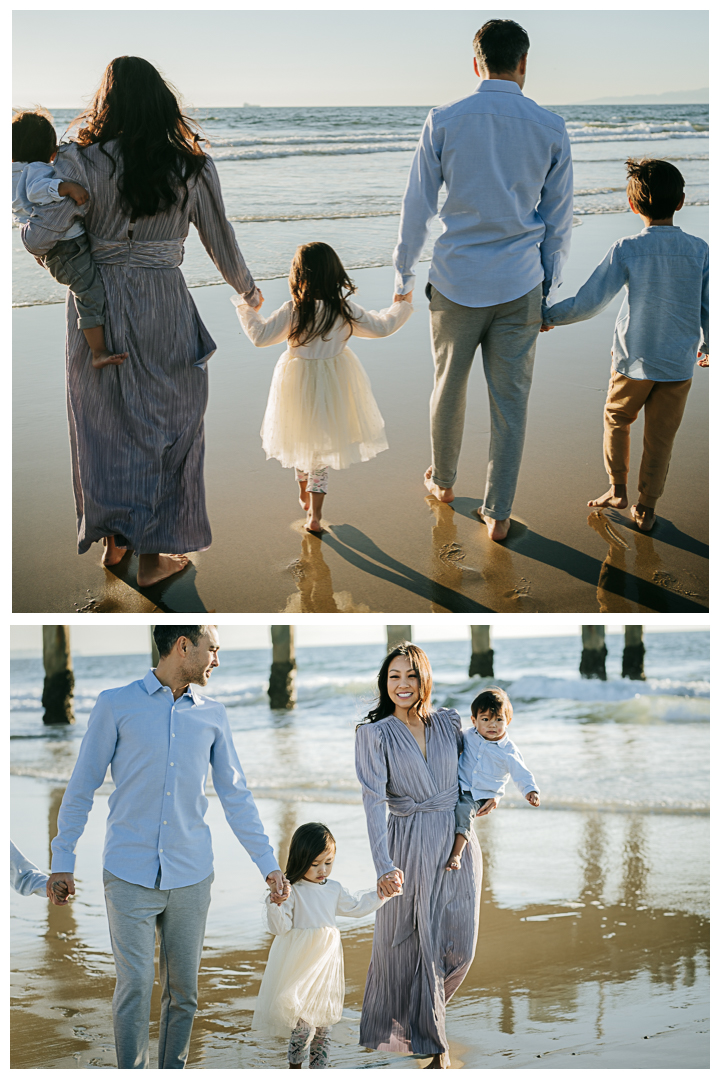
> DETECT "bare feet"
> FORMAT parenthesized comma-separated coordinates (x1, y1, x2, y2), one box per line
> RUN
(298, 478, 310, 512)
(587, 484, 628, 510)
(476, 511, 511, 542)
(101, 536, 128, 567)
(445, 854, 462, 872)
(423, 1052, 450, 1068)
(424, 467, 454, 503)
(631, 503, 656, 532)
(91, 347, 128, 369)
(304, 491, 325, 534)
(288, 1065, 302, 1070)
(137, 553, 190, 587)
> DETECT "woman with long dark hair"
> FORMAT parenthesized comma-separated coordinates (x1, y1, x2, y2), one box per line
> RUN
(21, 56, 262, 585)
(355, 644, 483, 1068)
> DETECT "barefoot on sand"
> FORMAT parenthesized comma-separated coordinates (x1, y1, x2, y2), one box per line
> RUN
(587, 484, 628, 510)
(476, 511, 511, 542)
(424, 466, 454, 503)
(423, 1053, 450, 1068)
(631, 503, 656, 532)
(297, 478, 310, 512)
(101, 536, 127, 567)
(91, 348, 128, 369)
(136, 553, 190, 587)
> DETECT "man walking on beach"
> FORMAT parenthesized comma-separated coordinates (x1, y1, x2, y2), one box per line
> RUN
(46, 626, 289, 1069)
(394, 19, 574, 540)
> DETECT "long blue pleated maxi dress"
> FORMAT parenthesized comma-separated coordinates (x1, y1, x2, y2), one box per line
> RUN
(355, 708, 482, 1056)
(21, 140, 259, 555)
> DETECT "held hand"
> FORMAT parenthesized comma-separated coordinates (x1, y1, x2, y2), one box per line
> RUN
(476, 798, 498, 818)
(57, 181, 90, 206)
(393, 292, 413, 303)
(377, 869, 404, 898)
(539, 324, 554, 333)
(526, 791, 540, 807)
(46, 872, 75, 906)
(34, 256, 45, 267)
(252, 290, 265, 312)
(697, 351, 709, 367)
(266, 869, 290, 904)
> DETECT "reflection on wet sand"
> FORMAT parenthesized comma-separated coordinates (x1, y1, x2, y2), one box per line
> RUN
(12, 801, 708, 1070)
(283, 528, 370, 612)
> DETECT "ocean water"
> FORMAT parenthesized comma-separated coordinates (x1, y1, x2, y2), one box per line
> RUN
(12, 103, 708, 307)
(10, 630, 709, 815)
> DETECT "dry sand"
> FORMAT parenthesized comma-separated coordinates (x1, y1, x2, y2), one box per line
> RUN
(11, 776, 709, 1069)
(13, 209, 708, 613)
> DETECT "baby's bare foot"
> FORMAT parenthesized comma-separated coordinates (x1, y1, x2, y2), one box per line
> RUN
(424, 466, 454, 503)
(631, 503, 656, 532)
(137, 554, 190, 587)
(587, 485, 628, 509)
(445, 854, 463, 872)
(91, 348, 128, 369)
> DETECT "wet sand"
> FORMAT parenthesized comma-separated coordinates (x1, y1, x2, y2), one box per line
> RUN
(13, 208, 708, 613)
(11, 775, 709, 1069)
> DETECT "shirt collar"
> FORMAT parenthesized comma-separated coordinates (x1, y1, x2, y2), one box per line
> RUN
(143, 668, 201, 703)
(472, 727, 509, 746)
(476, 79, 523, 96)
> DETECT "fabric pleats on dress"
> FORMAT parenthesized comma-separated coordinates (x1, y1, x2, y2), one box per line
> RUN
(252, 926, 344, 1036)
(260, 345, 388, 474)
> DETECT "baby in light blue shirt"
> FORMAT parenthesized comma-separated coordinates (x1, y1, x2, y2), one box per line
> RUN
(446, 687, 539, 872)
(542, 158, 709, 532)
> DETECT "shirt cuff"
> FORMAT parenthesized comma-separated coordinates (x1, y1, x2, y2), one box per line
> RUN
(256, 851, 282, 880)
(394, 269, 416, 296)
(50, 852, 76, 873)
(242, 285, 261, 309)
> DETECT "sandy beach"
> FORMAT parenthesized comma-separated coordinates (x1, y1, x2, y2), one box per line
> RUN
(13, 208, 708, 614)
(11, 775, 709, 1069)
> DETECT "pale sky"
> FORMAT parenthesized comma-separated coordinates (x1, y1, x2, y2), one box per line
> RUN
(10, 624, 708, 657)
(12, 5, 709, 109)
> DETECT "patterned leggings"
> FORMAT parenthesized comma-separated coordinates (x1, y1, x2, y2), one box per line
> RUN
(295, 467, 329, 495)
(287, 1020, 331, 1068)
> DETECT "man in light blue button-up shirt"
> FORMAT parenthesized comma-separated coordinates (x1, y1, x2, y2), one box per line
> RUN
(394, 20, 574, 540)
(46, 625, 288, 1069)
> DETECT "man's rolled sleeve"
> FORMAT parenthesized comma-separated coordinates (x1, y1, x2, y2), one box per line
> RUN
(51, 694, 118, 873)
(393, 114, 443, 296)
(210, 712, 280, 881)
(538, 128, 574, 302)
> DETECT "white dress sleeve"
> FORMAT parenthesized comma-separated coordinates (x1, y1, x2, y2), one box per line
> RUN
(265, 889, 295, 935)
(335, 882, 386, 918)
(349, 299, 414, 339)
(232, 297, 294, 347)
(10, 840, 49, 897)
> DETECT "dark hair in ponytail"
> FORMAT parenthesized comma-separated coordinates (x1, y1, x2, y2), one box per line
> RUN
(285, 822, 336, 885)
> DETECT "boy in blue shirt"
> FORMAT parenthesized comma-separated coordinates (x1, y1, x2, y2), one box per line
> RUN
(541, 158, 709, 531)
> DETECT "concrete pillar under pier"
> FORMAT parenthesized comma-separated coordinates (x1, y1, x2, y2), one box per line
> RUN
(580, 626, 607, 681)
(387, 626, 412, 651)
(42, 626, 75, 725)
(469, 625, 494, 677)
(269, 626, 297, 710)
(622, 625, 645, 680)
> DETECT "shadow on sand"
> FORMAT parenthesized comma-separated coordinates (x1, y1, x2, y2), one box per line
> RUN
(105, 554, 209, 613)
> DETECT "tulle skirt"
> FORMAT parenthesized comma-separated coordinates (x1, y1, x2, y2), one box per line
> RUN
(252, 927, 345, 1036)
(260, 345, 388, 473)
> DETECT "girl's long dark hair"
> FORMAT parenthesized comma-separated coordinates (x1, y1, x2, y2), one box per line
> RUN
(69, 56, 206, 218)
(360, 643, 434, 728)
(289, 242, 357, 346)
(285, 822, 336, 885)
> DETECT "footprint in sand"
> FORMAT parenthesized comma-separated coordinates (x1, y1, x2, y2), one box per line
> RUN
(587, 509, 629, 549)
(504, 577, 532, 600)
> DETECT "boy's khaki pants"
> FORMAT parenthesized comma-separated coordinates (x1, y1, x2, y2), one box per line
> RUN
(604, 370, 692, 509)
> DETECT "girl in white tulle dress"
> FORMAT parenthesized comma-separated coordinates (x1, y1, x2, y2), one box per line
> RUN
(252, 821, 391, 1069)
(233, 241, 413, 532)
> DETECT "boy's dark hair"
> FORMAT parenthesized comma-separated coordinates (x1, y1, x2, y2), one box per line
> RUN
(473, 20, 530, 75)
(626, 158, 685, 220)
(12, 109, 57, 164)
(285, 822, 336, 885)
(153, 625, 213, 658)
(471, 686, 513, 723)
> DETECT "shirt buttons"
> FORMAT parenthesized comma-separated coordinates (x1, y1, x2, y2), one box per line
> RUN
(159, 849, 163, 853)
(166, 792, 171, 796)
(170, 763, 174, 766)
(163, 820, 168, 825)
(172, 733, 175, 737)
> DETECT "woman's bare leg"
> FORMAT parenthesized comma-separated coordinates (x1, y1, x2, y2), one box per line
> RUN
(137, 554, 189, 587)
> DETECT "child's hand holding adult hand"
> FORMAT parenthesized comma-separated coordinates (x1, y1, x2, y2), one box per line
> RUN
(393, 292, 413, 303)
(377, 869, 403, 898)
(539, 324, 554, 333)
(475, 798, 498, 817)
(266, 869, 291, 904)
(252, 290, 265, 312)
(697, 351, 709, 367)
(526, 791, 540, 807)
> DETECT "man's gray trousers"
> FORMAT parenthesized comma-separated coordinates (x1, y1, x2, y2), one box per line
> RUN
(428, 282, 543, 520)
(103, 869, 213, 1069)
